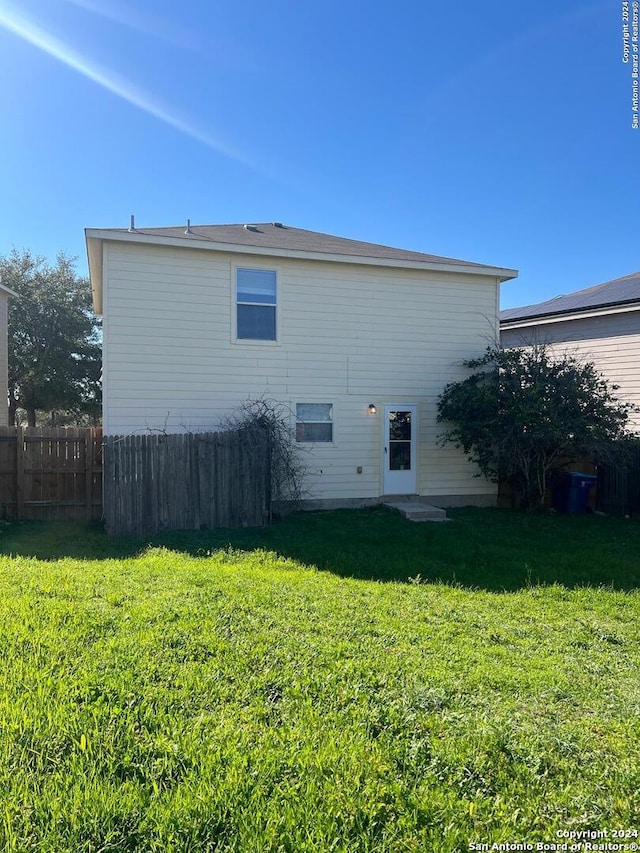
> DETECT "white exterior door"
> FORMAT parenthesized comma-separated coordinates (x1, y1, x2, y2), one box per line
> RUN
(383, 405, 418, 495)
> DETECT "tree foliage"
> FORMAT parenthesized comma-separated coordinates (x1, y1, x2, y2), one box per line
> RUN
(0, 249, 101, 427)
(437, 345, 635, 509)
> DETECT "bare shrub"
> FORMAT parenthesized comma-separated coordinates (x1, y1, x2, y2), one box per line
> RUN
(222, 397, 308, 515)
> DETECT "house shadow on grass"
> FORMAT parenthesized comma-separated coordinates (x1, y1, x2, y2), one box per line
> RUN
(2, 506, 640, 592)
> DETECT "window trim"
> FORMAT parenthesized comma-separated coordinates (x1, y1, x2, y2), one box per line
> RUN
(295, 402, 334, 444)
(233, 264, 280, 344)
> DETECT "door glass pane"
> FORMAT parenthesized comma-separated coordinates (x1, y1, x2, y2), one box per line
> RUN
(389, 411, 411, 441)
(390, 441, 411, 470)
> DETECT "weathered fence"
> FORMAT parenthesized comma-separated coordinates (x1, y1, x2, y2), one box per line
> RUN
(103, 426, 271, 536)
(498, 444, 640, 515)
(596, 441, 640, 516)
(0, 426, 103, 520)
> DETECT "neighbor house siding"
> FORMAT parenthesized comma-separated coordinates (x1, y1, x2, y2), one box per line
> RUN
(501, 309, 640, 429)
(103, 241, 499, 502)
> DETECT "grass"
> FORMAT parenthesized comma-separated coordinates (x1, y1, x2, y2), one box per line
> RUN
(0, 507, 639, 851)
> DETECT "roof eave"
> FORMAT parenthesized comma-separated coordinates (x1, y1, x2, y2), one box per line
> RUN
(0, 282, 18, 298)
(85, 232, 104, 315)
(84, 228, 518, 283)
(501, 301, 640, 329)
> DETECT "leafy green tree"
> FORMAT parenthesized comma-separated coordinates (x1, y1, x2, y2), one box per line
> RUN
(437, 345, 635, 510)
(0, 249, 101, 427)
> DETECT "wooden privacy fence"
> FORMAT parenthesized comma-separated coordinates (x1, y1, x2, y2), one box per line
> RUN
(103, 426, 271, 536)
(0, 426, 103, 521)
(596, 440, 640, 516)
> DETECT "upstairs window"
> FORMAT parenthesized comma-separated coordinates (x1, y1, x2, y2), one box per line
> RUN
(296, 403, 333, 443)
(236, 268, 277, 341)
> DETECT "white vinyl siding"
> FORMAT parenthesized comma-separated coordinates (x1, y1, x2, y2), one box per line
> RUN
(501, 311, 640, 430)
(102, 242, 501, 502)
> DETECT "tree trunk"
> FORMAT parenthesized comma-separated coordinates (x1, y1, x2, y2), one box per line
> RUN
(27, 408, 36, 428)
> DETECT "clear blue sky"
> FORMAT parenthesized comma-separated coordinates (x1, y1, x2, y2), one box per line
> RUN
(0, 0, 637, 309)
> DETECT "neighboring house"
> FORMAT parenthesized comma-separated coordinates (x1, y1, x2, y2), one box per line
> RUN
(501, 272, 640, 429)
(0, 282, 17, 427)
(86, 221, 517, 507)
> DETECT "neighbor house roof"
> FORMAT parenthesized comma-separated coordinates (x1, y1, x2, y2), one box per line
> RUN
(86, 221, 518, 314)
(0, 282, 18, 298)
(501, 271, 640, 326)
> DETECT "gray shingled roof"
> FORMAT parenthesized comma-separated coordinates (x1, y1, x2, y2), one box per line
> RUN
(500, 271, 640, 323)
(103, 221, 506, 271)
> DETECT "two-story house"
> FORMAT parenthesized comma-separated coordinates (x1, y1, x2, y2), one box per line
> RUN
(86, 221, 517, 508)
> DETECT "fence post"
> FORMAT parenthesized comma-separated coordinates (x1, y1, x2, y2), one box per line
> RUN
(85, 431, 94, 520)
(15, 426, 24, 520)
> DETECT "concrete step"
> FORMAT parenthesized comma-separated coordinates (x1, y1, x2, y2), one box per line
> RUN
(384, 501, 448, 522)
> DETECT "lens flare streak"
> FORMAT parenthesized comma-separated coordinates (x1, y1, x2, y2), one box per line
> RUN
(0, 2, 252, 166)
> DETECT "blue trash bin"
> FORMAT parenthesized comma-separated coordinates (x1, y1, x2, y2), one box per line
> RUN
(553, 472, 597, 513)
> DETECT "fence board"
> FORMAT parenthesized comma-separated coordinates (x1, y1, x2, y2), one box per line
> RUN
(103, 426, 271, 536)
(597, 441, 640, 516)
(0, 427, 103, 521)
(0, 427, 15, 513)
(85, 433, 93, 521)
(15, 426, 24, 517)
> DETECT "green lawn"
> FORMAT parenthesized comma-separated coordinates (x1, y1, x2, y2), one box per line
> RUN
(1, 508, 639, 851)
